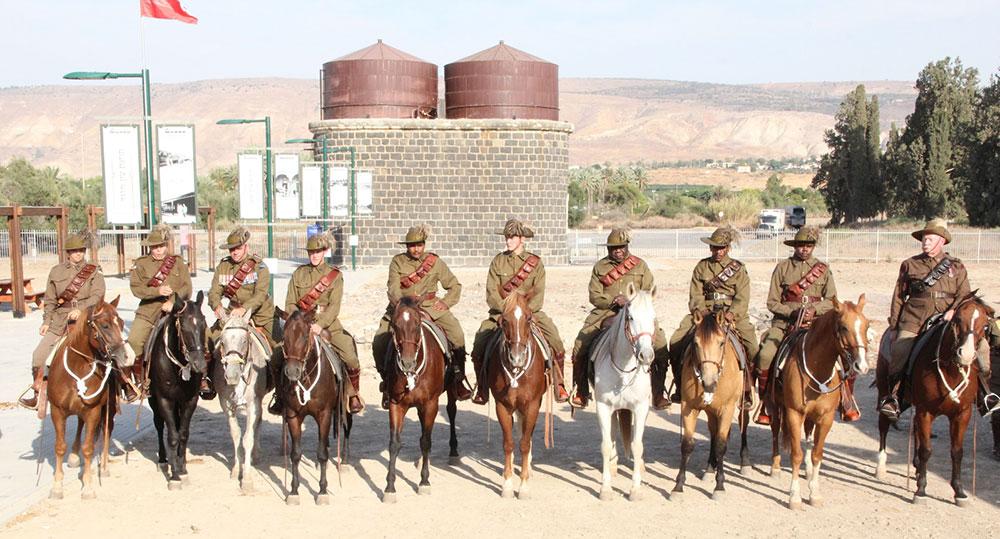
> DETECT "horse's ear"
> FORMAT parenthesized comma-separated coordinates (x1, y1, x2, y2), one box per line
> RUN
(171, 293, 184, 314)
(196, 290, 204, 307)
(856, 293, 866, 311)
(626, 281, 637, 300)
(692, 310, 703, 325)
(242, 308, 253, 322)
(276, 306, 288, 322)
(110, 295, 120, 308)
(649, 285, 657, 298)
(832, 297, 842, 312)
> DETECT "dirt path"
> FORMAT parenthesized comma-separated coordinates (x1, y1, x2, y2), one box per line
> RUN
(6, 260, 1000, 537)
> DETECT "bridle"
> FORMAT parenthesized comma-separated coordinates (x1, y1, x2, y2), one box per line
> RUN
(391, 308, 428, 391)
(691, 315, 729, 386)
(283, 332, 323, 405)
(65, 306, 124, 400)
(164, 302, 204, 382)
(498, 307, 536, 389)
(932, 298, 989, 403)
(798, 311, 866, 395)
(610, 304, 654, 375)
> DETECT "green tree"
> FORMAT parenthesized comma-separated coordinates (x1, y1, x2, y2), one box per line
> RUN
(963, 70, 1000, 226)
(760, 174, 788, 208)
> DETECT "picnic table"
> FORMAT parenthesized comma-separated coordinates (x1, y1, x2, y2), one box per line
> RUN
(0, 278, 43, 312)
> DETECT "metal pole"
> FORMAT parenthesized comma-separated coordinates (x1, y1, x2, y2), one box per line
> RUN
(264, 116, 274, 297)
(349, 148, 357, 270)
(142, 69, 156, 227)
(320, 137, 331, 264)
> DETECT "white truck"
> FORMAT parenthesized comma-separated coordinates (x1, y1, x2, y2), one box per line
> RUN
(757, 208, 785, 234)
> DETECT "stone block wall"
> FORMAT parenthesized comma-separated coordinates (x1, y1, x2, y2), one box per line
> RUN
(309, 118, 572, 267)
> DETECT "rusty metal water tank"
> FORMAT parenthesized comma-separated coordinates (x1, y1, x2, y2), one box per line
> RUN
(321, 40, 438, 119)
(444, 41, 558, 120)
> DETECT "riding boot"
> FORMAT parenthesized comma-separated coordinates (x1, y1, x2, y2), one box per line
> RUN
(570, 353, 590, 408)
(471, 354, 489, 405)
(267, 351, 284, 415)
(754, 369, 772, 425)
(552, 351, 570, 403)
(199, 349, 216, 401)
(669, 352, 683, 404)
(448, 347, 473, 401)
(18, 367, 42, 410)
(347, 367, 364, 414)
(650, 355, 671, 410)
(380, 380, 390, 410)
(839, 374, 861, 422)
(878, 372, 903, 421)
(121, 361, 143, 403)
(991, 412, 1000, 461)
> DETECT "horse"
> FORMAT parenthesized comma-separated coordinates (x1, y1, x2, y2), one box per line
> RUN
(592, 283, 658, 501)
(770, 295, 870, 510)
(280, 308, 352, 506)
(214, 308, 271, 492)
(383, 296, 458, 503)
(483, 290, 549, 499)
(47, 295, 132, 500)
(672, 308, 751, 500)
(147, 291, 208, 490)
(875, 293, 993, 506)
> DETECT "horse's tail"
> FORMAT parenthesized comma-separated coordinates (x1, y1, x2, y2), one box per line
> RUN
(616, 409, 633, 458)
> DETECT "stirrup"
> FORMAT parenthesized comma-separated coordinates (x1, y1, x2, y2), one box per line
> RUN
(982, 393, 1000, 417)
(17, 387, 38, 411)
(878, 396, 900, 421)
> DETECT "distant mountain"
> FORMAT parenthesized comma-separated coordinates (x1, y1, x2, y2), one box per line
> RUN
(0, 77, 916, 178)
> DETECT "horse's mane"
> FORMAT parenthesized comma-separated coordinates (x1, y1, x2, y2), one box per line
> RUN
(502, 290, 527, 312)
(398, 296, 421, 309)
(694, 312, 723, 341)
(68, 302, 105, 341)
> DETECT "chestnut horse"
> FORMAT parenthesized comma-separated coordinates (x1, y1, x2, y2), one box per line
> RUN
(147, 292, 208, 490)
(280, 309, 351, 506)
(875, 293, 993, 506)
(47, 295, 132, 500)
(673, 309, 750, 500)
(483, 290, 548, 499)
(383, 296, 458, 503)
(771, 295, 870, 510)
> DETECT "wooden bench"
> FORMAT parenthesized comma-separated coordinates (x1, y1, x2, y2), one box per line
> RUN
(0, 278, 43, 312)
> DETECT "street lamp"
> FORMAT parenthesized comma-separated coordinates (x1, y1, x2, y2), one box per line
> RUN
(218, 116, 273, 295)
(64, 69, 156, 226)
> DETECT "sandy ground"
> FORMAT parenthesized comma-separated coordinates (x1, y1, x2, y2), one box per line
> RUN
(5, 259, 1000, 537)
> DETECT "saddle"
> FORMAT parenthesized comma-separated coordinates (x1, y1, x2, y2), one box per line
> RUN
(767, 328, 808, 403)
(383, 309, 453, 370)
(482, 321, 553, 371)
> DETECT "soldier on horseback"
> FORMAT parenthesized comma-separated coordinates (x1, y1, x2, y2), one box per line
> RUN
(471, 219, 570, 405)
(569, 228, 671, 409)
(124, 225, 193, 402)
(668, 226, 758, 404)
(19, 233, 106, 410)
(879, 219, 992, 420)
(372, 225, 473, 408)
(753, 226, 856, 425)
(206, 227, 275, 400)
(271, 233, 364, 415)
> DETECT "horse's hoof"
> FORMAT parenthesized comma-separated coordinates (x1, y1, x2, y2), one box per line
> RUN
(501, 488, 514, 499)
(875, 469, 887, 481)
(286, 495, 300, 506)
(417, 485, 431, 496)
(517, 488, 531, 500)
(809, 496, 824, 508)
(81, 490, 96, 501)
(628, 489, 642, 502)
(49, 489, 63, 500)
(711, 490, 726, 501)
(788, 499, 802, 511)
(911, 494, 927, 505)
(382, 492, 397, 504)
(955, 496, 971, 508)
(240, 482, 254, 495)
(448, 456, 461, 466)
(67, 453, 81, 468)
(599, 489, 613, 501)
(168, 480, 183, 491)
(740, 465, 752, 476)
(316, 494, 330, 505)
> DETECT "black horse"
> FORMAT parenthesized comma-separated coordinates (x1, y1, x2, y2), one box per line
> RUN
(146, 291, 208, 489)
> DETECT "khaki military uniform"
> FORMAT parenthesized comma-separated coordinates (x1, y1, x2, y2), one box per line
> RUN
(285, 261, 359, 371)
(372, 252, 464, 369)
(208, 254, 274, 344)
(669, 255, 759, 358)
(755, 256, 837, 372)
(32, 261, 106, 368)
(573, 256, 668, 361)
(127, 254, 192, 357)
(888, 252, 970, 373)
(472, 251, 565, 359)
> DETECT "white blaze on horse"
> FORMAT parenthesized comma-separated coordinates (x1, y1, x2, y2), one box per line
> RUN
(214, 308, 271, 493)
(592, 283, 657, 501)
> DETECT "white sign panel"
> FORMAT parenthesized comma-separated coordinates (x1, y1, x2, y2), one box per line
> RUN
(357, 170, 374, 215)
(273, 153, 300, 219)
(238, 153, 264, 220)
(329, 167, 349, 218)
(156, 124, 197, 224)
(100, 124, 143, 225)
(301, 164, 323, 217)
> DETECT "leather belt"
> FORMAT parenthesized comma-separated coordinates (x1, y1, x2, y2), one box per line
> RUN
(786, 295, 822, 304)
(704, 292, 733, 301)
(925, 292, 956, 300)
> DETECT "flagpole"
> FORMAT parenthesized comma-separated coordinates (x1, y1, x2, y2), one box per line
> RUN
(138, 14, 156, 227)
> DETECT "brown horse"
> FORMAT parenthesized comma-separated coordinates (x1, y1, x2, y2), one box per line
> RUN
(383, 296, 458, 503)
(483, 290, 548, 499)
(279, 308, 351, 505)
(673, 309, 750, 500)
(771, 295, 870, 510)
(875, 293, 993, 506)
(46, 296, 131, 500)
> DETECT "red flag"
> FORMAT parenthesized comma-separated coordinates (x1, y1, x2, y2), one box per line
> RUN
(140, 0, 198, 24)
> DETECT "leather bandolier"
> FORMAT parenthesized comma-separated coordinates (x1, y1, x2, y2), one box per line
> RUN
(57, 264, 98, 306)
(501, 255, 540, 296)
(782, 262, 827, 304)
(146, 255, 178, 288)
(907, 257, 954, 296)
(598, 255, 640, 288)
(222, 258, 258, 303)
(703, 260, 743, 304)
(400, 254, 438, 289)
(296, 267, 341, 312)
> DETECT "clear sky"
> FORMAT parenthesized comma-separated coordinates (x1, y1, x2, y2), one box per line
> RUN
(4, 0, 998, 87)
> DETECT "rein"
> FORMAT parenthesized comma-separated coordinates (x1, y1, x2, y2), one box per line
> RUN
(611, 305, 652, 376)
(162, 306, 203, 382)
(63, 316, 119, 400)
(796, 329, 846, 395)
(392, 316, 428, 391)
(499, 322, 535, 389)
(284, 336, 324, 406)
(932, 313, 974, 404)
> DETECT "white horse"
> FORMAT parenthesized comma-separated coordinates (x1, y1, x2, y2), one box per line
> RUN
(213, 310, 271, 493)
(592, 282, 657, 501)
